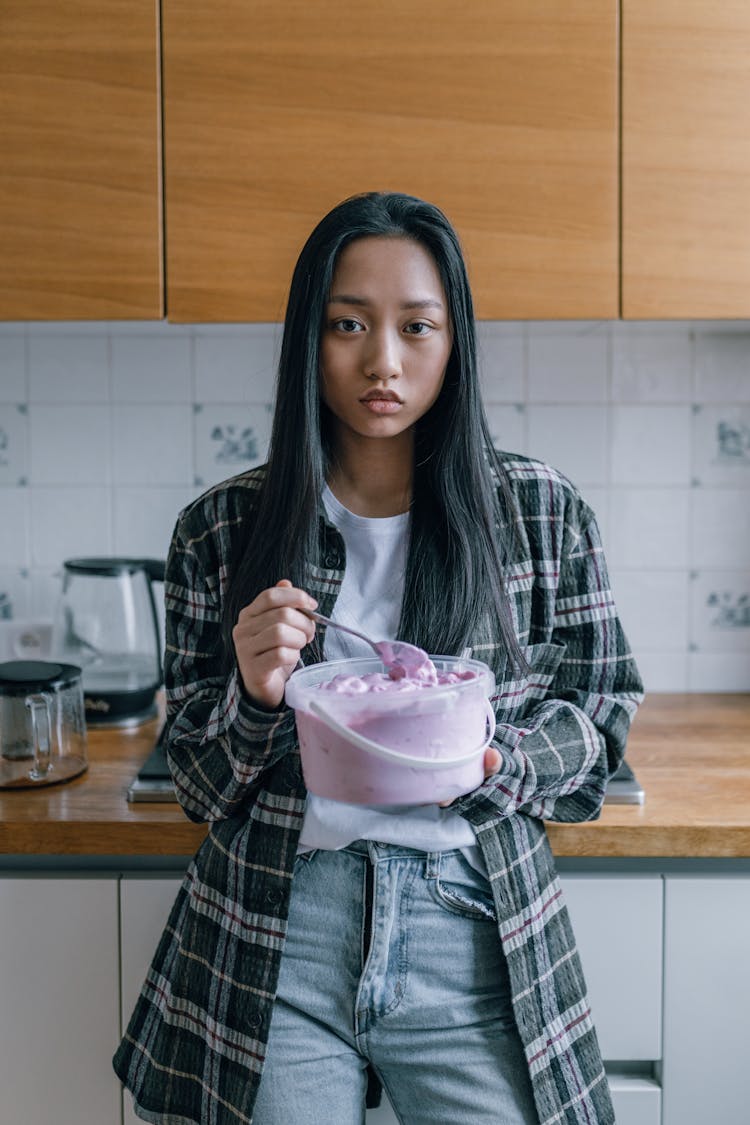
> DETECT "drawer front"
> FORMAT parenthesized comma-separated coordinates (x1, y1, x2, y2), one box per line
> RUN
(608, 1073, 661, 1125)
(561, 876, 663, 1060)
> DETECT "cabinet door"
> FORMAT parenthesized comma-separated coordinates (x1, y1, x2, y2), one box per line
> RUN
(0, 1, 162, 319)
(163, 1, 617, 322)
(561, 876, 663, 1060)
(608, 1073, 661, 1125)
(0, 878, 120, 1125)
(663, 877, 750, 1125)
(120, 877, 183, 1125)
(622, 2, 750, 317)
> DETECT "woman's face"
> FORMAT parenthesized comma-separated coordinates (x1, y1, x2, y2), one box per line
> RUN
(320, 236, 453, 445)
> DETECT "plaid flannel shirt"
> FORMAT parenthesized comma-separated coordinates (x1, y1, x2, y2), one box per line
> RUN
(114, 453, 644, 1124)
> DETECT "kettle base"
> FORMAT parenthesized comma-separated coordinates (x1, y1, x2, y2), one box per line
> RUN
(84, 701, 159, 729)
(83, 686, 159, 728)
(0, 756, 88, 789)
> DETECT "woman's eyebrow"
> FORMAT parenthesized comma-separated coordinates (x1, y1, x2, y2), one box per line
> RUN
(328, 294, 444, 310)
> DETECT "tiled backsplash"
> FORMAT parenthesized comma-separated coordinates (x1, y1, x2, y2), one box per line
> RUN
(1, 320, 748, 692)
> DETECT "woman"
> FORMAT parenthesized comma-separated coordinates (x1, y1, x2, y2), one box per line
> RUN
(114, 192, 643, 1124)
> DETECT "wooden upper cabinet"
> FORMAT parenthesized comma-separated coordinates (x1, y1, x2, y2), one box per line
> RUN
(623, 2, 750, 318)
(163, 1, 618, 322)
(0, 1, 162, 320)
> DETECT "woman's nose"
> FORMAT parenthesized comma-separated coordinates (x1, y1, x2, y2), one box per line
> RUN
(365, 329, 402, 381)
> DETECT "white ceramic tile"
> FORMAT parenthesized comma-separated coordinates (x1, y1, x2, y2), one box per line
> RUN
(608, 488, 690, 570)
(527, 331, 608, 402)
(476, 326, 524, 402)
(615, 320, 699, 334)
(631, 651, 689, 693)
(20, 321, 112, 335)
(112, 405, 193, 486)
(610, 406, 691, 486)
(28, 335, 109, 402)
(484, 404, 526, 457)
(111, 336, 192, 402)
(29, 568, 64, 618)
(694, 331, 750, 403)
(0, 404, 28, 485)
(101, 321, 191, 336)
(194, 403, 272, 488)
(524, 321, 608, 335)
(0, 569, 32, 621)
(690, 571, 750, 652)
(527, 405, 608, 486)
(0, 489, 29, 566)
(0, 618, 53, 660)
(689, 489, 750, 570)
(692, 404, 750, 486)
(688, 651, 750, 692)
(611, 329, 692, 403)
(0, 335, 27, 401)
(576, 486, 609, 550)
(609, 569, 690, 652)
(113, 487, 199, 558)
(194, 327, 280, 403)
(29, 405, 111, 485)
(30, 487, 112, 567)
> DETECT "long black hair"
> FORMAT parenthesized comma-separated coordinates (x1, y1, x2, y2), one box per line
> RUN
(222, 191, 525, 670)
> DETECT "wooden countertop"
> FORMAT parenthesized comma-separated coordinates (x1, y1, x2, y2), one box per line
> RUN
(0, 694, 748, 858)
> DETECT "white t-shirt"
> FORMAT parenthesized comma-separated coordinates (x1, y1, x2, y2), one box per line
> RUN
(298, 485, 484, 872)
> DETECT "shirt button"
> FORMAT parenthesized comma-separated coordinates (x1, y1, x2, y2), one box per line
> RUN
(266, 888, 282, 906)
(324, 552, 339, 568)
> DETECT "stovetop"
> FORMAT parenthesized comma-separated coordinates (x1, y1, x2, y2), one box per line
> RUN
(127, 728, 645, 805)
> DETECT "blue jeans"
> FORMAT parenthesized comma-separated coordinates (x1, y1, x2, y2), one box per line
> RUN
(253, 842, 539, 1124)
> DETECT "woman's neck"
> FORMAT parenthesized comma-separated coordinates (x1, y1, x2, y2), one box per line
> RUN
(327, 432, 413, 517)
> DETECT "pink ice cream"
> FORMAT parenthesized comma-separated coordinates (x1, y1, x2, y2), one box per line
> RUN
(319, 651, 478, 694)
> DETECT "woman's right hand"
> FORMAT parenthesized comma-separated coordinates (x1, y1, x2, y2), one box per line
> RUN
(232, 579, 318, 710)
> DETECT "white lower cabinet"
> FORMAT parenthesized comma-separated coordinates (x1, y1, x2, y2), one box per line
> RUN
(120, 877, 183, 1125)
(0, 877, 121, 1125)
(607, 1071, 661, 1125)
(662, 876, 750, 1125)
(4, 868, 747, 1123)
(560, 876, 663, 1060)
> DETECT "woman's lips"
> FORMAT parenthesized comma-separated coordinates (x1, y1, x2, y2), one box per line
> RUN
(361, 398, 403, 414)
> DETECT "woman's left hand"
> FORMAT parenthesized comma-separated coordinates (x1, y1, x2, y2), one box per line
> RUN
(438, 745, 502, 808)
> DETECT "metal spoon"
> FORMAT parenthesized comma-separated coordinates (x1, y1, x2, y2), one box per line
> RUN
(303, 609, 430, 677)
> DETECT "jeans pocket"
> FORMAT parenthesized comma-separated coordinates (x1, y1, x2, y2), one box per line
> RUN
(429, 852, 497, 921)
(293, 848, 318, 871)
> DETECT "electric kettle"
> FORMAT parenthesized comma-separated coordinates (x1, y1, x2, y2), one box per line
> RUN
(0, 660, 87, 788)
(51, 558, 165, 726)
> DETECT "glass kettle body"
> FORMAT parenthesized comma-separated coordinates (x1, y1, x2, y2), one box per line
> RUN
(52, 558, 165, 726)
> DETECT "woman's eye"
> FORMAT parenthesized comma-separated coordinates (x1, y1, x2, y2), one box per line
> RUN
(334, 318, 363, 333)
(404, 321, 431, 335)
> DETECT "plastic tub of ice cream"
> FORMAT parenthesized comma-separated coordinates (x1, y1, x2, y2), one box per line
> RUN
(285, 655, 496, 805)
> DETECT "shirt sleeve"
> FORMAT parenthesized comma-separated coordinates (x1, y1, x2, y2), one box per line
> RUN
(453, 514, 644, 827)
(162, 516, 298, 824)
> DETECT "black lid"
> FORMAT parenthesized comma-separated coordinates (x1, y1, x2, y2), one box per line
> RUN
(0, 660, 82, 694)
(63, 557, 165, 581)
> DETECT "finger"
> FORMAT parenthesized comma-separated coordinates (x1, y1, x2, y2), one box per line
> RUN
(484, 746, 502, 776)
(236, 621, 313, 659)
(251, 646, 306, 677)
(242, 582, 318, 621)
(239, 605, 317, 647)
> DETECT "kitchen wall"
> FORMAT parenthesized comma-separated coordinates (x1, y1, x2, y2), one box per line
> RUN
(0, 319, 748, 692)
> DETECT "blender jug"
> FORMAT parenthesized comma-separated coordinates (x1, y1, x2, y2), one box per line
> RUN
(52, 558, 165, 726)
(0, 660, 88, 788)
